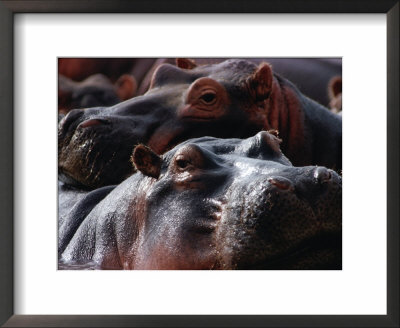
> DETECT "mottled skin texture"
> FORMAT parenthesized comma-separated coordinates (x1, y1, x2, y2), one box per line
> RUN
(60, 132, 342, 270)
(58, 59, 342, 190)
(58, 73, 136, 115)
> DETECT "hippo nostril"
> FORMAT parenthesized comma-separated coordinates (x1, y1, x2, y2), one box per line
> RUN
(78, 118, 109, 129)
(268, 176, 294, 191)
(58, 108, 84, 136)
(314, 167, 332, 183)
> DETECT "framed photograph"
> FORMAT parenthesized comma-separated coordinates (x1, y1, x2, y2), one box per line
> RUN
(57, 56, 343, 272)
(1, 1, 398, 327)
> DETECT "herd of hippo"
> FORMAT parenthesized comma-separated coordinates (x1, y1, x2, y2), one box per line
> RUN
(58, 58, 342, 270)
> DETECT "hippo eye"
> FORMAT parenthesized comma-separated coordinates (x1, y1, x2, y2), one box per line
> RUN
(176, 157, 190, 169)
(199, 92, 216, 104)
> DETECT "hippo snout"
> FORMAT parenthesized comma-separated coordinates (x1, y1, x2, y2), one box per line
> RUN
(58, 106, 142, 189)
(217, 165, 341, 269)
(314, 166, 333, 183)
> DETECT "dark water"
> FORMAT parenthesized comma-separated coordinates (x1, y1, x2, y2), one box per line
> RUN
(58, 260, 101, 270)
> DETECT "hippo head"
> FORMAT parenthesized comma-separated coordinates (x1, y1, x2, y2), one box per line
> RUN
(58, 59, 277, 189)
(108, 131, 341, 270)
(58, 73, 137, 114)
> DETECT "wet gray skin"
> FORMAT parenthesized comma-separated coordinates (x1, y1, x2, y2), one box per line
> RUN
(58, 59, 342, 190)
(60, 131, 342, 270)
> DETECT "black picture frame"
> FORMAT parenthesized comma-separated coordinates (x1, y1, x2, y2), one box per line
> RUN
(0, 1, 398, 327)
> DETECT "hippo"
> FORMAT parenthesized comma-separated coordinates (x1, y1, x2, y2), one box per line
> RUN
(58, 73, 137, 115)
(58, 58, 342, 190)
(59, 132, 342, 270)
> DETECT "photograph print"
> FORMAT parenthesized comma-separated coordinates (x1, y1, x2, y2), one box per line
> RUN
(58, 58, 342, 270)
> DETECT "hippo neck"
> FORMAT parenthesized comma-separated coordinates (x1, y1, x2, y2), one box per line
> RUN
(266, 75, 342, 169)
(265, 75, 310, 166)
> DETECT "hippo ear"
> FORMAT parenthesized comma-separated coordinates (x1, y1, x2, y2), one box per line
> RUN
(261, 130, 282, 154)
(267, 129, 280, 138)
(247, 62, 273, 101)
(131, 144, 162, 179)
(328, 76, 342, 98)
(115, 74, 137, 100)
(176, 58, 197, 69)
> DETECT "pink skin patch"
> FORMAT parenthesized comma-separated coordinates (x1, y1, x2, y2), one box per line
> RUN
(268, 176, 294, 191)
(78, 119, 104, 129)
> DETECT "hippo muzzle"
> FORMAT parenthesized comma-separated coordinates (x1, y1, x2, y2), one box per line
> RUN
(58, 89, 187, 189)
(217, 164, 341, 269)
(58, 106, 140, 188)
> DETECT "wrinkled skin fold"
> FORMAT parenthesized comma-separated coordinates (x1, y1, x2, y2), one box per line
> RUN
(59, 132, 341, 270)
